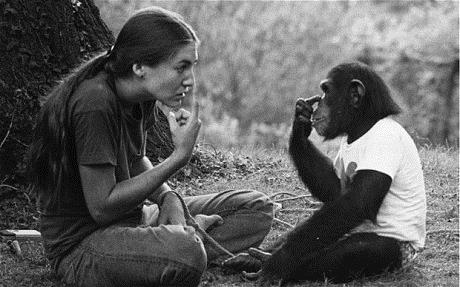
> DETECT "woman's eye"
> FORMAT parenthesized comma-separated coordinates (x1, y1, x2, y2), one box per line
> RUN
(176, 66, 186, 73)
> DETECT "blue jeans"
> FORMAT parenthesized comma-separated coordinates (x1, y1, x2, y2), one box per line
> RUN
(55, 189, 274, 287)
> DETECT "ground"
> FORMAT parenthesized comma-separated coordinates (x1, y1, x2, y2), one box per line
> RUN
(0, 145, 458, 287)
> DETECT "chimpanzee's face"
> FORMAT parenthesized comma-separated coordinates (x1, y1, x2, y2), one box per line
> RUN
(311, 93, 329, 137)
(312, 79, 334, 139)
(312, 78, 351, 140)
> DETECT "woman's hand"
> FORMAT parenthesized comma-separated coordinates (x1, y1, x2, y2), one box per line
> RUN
(194, 214, 223, 231)
(158, 192, 186, 226)
(166, 94, 201, 165)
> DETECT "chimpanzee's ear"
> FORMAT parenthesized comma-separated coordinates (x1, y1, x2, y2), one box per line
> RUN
(349, 79, 365, 108)
(132, 63, 145, 79)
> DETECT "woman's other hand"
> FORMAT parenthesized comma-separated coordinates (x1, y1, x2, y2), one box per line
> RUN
(158, 192, 186, 226)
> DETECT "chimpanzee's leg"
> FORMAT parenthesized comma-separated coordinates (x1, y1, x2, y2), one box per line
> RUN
(294, 232, 402, 283)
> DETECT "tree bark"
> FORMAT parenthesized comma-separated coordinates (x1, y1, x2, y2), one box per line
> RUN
(441, 59, 459, 144)
(0, 0, 113, 181)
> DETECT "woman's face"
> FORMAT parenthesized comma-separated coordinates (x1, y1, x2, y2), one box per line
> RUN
(138, 43, 198, 108)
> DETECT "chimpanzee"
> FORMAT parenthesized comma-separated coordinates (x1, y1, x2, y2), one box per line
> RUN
(224, 62, 426, 286)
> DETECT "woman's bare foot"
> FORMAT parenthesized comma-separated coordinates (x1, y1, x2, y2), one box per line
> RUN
(194, 214, 223, 231)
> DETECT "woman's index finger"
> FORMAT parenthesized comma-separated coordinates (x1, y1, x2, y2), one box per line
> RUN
(190, 93, 200, 119)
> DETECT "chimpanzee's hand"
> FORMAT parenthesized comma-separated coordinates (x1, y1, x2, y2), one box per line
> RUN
(293, 96, 322, 138)
(243, 269, 275, 287)
(222, 253, 262, 273)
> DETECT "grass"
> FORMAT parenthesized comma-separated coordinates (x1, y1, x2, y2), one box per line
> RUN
(0, 144, 458, 287)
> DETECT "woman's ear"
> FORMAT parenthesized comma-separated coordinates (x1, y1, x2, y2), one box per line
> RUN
(349, 79, 365, 108)
(132, 63, 145, 79)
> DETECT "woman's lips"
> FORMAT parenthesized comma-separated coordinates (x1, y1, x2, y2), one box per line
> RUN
(175, 92, 186, 99)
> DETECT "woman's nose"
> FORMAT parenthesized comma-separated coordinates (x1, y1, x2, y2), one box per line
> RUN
(182, 71, 195, 89)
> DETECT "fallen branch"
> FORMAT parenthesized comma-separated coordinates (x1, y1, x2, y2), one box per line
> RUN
(273, 217, 294, 229)
(427, 229, 459, 236)
(0, 112, 15, 150)
(0, 184, 19, 191)
(11, 136, 29, 148)
(0, 184, 30, 202)
(278, 208, 319, 213)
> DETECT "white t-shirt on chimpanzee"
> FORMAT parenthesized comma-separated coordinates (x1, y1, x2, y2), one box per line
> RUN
(334, 117, 426, 250)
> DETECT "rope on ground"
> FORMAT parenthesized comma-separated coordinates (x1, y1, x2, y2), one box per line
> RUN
(0, 110, 15, 150)
(171, 191, 236, 258)
(269, 192, 299, 199)
(275, 195, 320, 206)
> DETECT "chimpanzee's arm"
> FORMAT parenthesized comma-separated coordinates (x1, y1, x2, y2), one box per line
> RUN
(289, 119, 341, 202)
(261, 170, 391, 279)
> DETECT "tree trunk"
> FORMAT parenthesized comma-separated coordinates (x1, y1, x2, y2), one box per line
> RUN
(441, 59, 459, 144)
(0, 0, 113, 181)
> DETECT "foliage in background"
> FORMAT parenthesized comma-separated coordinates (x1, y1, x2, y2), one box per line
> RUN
(95, 0, 459, 147)
(1, 0, 457, 186)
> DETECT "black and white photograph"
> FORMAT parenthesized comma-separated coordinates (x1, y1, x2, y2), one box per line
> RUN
(0, 1, 458, 286)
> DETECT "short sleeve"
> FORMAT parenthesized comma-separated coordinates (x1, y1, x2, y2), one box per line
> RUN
(333, 137, 347, 179)
(73, 109, 118, 166)
(356, 130, 403, 179)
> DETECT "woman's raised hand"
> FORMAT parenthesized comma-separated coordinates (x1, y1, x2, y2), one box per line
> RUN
(167, 94, 201, 165)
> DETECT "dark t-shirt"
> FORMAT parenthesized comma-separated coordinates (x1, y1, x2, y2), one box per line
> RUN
(38, 72, 155, 265)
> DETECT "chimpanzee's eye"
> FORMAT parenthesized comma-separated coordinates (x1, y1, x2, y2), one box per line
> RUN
(312, 101, 319, 110)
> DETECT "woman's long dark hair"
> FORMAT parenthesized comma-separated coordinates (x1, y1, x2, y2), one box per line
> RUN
(28, 7, 198, 204)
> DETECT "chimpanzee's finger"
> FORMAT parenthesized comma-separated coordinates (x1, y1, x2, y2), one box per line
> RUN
(295, 98, 306, 105)
(222, 253, 262, 272)
(305, 95, 322, 105)
(295, 96, 317, 115)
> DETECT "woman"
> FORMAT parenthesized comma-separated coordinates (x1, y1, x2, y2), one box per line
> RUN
(29, 7, 273, 287)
